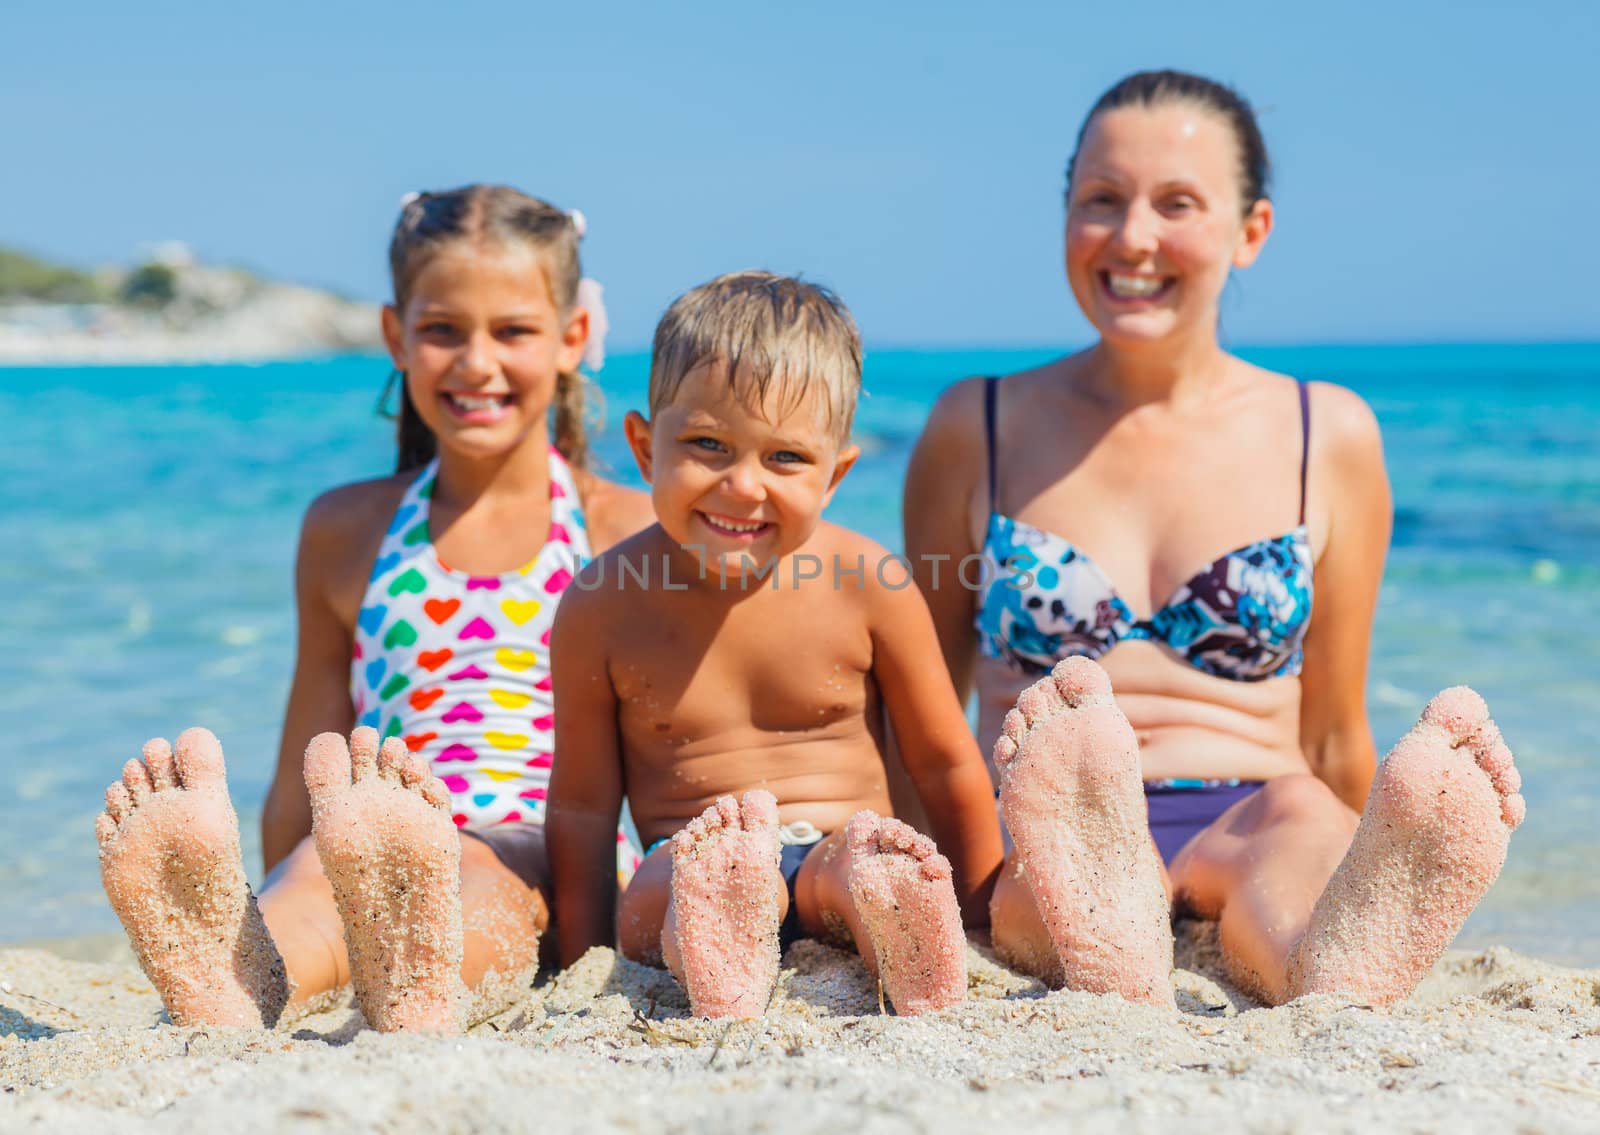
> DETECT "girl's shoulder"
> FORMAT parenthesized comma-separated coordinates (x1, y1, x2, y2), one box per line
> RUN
(573, 469, 655, 554)
(298, 473, 417, 609)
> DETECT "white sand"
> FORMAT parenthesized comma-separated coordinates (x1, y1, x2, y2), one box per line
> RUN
(3, 924, 1598, 1133)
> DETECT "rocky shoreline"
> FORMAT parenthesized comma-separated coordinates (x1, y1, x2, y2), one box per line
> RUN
(0, 248, 383, 365)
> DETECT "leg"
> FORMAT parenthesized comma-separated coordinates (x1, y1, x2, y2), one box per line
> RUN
(659, 792, 786, 1019)
(1167, 775, 1358, 1004)
(97, 729, 288, 1028)
(987, 658, 1175, 1007)
(1285, 687, 1524, 1005)
(800, 812, 967, 1015)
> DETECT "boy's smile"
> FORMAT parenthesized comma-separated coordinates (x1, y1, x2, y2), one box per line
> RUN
(624, 362, 859, 582)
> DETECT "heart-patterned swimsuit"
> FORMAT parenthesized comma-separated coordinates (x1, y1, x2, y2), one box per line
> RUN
(350, 449, 637, 878)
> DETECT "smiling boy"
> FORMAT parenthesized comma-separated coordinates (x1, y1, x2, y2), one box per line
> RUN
(545, 271, 1002, 1018)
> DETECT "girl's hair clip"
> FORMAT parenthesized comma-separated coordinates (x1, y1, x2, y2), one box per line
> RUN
(567, 208, 588, 238)
(399, 191, 422, 209)
(576, 277, 607, 372)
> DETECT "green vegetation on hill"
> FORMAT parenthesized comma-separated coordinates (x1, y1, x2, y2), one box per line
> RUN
(0, 246, 109, 305)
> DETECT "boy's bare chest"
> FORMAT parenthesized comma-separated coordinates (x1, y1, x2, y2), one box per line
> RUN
(610, 590, 875, 745)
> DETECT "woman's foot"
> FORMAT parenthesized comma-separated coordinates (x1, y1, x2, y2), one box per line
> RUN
(305, 727, 465, 1033)
(666, 791, 784, 1019)
(1286, 687, 1525, 1006)
(96, 728, 288, 1028)
(993, 657, 1175, 1007)
(846, 811, 967, 1015)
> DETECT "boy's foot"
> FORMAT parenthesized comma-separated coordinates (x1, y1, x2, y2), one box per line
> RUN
(668, 791, 783, 1019)
(845, 811, 967, 1015)
(96, 728, 288, 1028)
(306, 727, 466, 1033)
(993, 657, 1175, 1007)
(1286, 687, 1524, 1006)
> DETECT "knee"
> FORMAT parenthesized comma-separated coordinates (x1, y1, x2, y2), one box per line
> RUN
(1254, 775, 1354, 831)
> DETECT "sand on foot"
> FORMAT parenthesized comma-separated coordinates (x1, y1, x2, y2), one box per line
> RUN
(1287, 686, 1526, 1005)
(992, 657, 1175, 1007)
(305, 727, 466, 1033)
(844, 811, 968, 1015)
(665, 791, 784, 1019)
(95, 728, 287, 1028)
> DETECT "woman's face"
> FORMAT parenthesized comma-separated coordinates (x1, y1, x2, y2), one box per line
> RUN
(1065, 102, 1271, 348)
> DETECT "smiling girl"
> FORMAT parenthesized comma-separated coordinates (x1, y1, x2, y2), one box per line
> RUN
(96, 185, 653, 1033)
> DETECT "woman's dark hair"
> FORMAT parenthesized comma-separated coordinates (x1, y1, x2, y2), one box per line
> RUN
(1066, 70, 1271, 214)
(383, 184, 591, 473)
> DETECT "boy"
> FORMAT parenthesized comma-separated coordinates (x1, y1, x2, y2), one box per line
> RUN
(546, 271, 1004, 1018)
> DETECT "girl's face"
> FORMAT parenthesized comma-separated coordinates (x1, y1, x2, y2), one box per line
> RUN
(382, 242, 587, 461)
(1064, 103, 1272, 348)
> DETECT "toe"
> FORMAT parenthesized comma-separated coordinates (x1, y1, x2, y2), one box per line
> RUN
(376, 736, 408, 780)
(420, 776, 451, 810)
(712, 794, 740, 830)
(1016, 679, 1062, 726)
(1420, 685, 1490, 738)
(349, 726, 380, 781)
(1052, 656, 1112, 705)
(123, 756, 154, 802)
(145, 739, 177, 791)
(173, 727, 227, 790)
(920, 852, 953, 882)
(95, 812, 118, 846)
(846, 810, 880, 856)
(303, 732, 354, 795)
(1502, 793, 1527, 830)
(739, 789, 779, 832)
(398, 753, 427, 789)
(993, 732, 1018, 769)
(104, 781, 131, 823)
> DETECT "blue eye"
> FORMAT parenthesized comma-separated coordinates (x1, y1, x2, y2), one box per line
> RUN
(689, 437, 724, 452)
(772, 450, 805, 464)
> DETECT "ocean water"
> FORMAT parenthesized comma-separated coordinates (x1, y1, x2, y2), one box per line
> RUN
(2, 344, 1597, 962)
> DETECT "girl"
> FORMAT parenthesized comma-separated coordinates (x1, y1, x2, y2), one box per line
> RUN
(904, 72, 1524, 1007)
(96, 185, 653, 1033)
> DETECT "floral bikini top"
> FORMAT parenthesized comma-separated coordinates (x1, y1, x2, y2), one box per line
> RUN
(974, 376, 1315, 682)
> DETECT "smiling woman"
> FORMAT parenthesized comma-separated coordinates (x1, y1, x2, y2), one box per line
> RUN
(903, 70, 1526, 1010)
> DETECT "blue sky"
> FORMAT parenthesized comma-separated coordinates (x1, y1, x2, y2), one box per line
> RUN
(3, 0, 1595, 347)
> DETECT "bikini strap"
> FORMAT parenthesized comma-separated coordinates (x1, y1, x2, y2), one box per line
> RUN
(1296, 379, 1310, 526)
(983, 375, 1000, 512)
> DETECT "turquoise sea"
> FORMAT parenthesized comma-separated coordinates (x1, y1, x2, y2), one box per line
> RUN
(2, 344, 1597, 962)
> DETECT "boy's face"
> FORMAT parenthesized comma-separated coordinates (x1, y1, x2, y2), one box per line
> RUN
(624, 361, 859, 580)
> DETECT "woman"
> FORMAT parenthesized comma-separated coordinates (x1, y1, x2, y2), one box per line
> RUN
(904, 71, 1524, 1006)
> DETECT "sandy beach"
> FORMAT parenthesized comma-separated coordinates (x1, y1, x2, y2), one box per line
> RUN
(3, 923, 1597, 1133)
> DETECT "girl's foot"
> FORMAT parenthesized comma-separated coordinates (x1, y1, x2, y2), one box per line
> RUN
(96, 728, 288, 1028)
(305, 727, 465, 1033)
(667, 791, 784, 1019)
(1286, 687, 1525, 1006)
(845, 811, 967, 1015)
(993, 657, 1176, 1007)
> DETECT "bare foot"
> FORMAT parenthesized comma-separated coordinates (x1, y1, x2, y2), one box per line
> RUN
(846, 811, 967, 1015)
(992, 657, 1175, 1008)
(1286, 686, 1525, 1006)
(96, 728, 288, 1028)
(306, 727, 466, 1033)
(666, 791, 783, 1019)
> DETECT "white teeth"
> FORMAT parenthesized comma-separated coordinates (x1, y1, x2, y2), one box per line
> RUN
(706, 516, 766, 533)
(449, 394, 507, 412)
(1107, 273, 1167, 298)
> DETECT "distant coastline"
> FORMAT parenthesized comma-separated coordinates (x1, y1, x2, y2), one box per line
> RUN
(0, 243, 382, 365)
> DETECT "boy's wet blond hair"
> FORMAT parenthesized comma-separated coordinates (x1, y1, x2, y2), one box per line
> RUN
(648, 271, 862, 443)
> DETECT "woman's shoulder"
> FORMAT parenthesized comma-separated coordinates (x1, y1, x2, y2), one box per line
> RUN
(1235, 361, 1382, 451)
(573, 469, 655, 553)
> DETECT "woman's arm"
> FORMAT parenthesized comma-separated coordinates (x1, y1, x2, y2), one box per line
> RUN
(1297, 383, 1393, 812)
(903, 377, 988, 708)
(546, 576, 628, 966)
